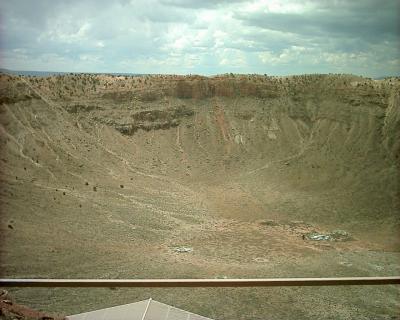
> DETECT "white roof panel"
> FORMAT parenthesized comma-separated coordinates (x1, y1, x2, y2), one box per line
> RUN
(66, 298, 214, 320)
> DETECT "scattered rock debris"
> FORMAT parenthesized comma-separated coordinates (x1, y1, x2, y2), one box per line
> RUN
(120, 184, 124, 188)
(173, 246, 193, 253)
(93, 186, 97, 192)
(0, 291, 65, 320)
(303, 230, 352, 242)
(303, 233, 330, 241)
(85, 182, 89, 186)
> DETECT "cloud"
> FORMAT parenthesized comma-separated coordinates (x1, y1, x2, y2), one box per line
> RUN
(160, 0, 248, 9)
(0, 0, 398, 76)
(236, 4, 399, 43)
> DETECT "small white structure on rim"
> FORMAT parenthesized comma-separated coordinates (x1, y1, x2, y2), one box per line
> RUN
(66, 298, 213, 320)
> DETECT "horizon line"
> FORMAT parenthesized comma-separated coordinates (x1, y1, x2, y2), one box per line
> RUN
(1, 67, 398, 79)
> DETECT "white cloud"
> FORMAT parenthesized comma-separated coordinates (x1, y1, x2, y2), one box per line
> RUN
(241, 0, 312, 14)
(0, 0, 398, 76)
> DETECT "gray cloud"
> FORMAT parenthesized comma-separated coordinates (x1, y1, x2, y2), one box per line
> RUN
(235, 1, 399, 43)
(160, 0, 247, 9)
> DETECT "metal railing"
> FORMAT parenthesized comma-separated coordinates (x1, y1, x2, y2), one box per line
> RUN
(1, 277, 399, 288)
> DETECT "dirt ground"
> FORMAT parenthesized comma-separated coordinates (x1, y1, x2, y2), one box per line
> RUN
(0, 73, 399, 319)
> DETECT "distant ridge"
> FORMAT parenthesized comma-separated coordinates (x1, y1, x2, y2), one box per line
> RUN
(0, 68, 66, 77)
(373, 75, 400, 80)
(1, 68, 398, 79)
(0, 68, 144, 77)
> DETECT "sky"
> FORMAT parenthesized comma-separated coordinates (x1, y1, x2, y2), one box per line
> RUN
(0, 0, 399, 76)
